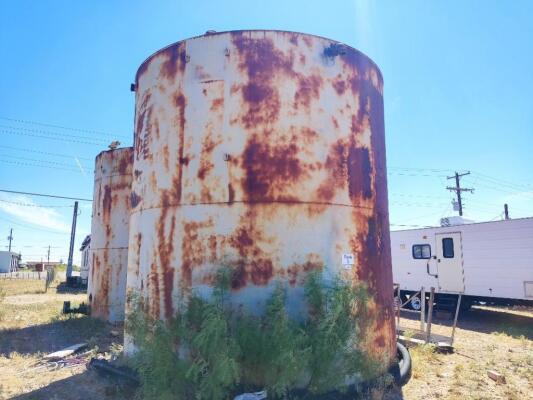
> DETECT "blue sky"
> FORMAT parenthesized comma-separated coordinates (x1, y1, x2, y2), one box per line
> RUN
(1, 0, 532, 264)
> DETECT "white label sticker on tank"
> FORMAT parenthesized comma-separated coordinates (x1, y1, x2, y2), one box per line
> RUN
(342, 253, 354, 269)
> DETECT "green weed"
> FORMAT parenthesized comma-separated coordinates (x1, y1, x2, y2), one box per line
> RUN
(126, 269, 378, 399)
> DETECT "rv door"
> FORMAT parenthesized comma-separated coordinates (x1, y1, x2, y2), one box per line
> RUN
(435, 232, 465, 293)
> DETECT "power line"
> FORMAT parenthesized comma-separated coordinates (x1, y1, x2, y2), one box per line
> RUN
(0, 189, 92, 202)
(0, 159, 82, 172)
(0, 199, 74, 208)
(390, 193, 450, 200)
(0, 124, 112, 142)
(471, 171, 533, 191)
(391, 203, 448, 208)
(0, 129, 106, 146)
(16, 245, 64, 249)
(388, 171, 448, 178)
(389, 166, 453, 173)
(0, 154, 92, 169)
(472, 181, 530, 195)
(0, 215, 70, 235)
(390, 223, 436, 228)
(0, 116, 129, 139)
(0, 144, 92, 161)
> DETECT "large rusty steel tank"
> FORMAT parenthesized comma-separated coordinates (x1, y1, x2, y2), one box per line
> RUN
(88, 147, 133, 322)
(126, 30, 395, 367)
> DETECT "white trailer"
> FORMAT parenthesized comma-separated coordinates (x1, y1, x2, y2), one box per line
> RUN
(391, 217, 533, 310)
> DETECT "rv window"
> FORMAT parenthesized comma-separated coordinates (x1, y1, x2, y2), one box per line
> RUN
(442, 238, 454, 258)
(412, 244, 431, 259)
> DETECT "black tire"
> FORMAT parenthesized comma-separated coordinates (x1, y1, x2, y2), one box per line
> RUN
(396, 342, 412, 386)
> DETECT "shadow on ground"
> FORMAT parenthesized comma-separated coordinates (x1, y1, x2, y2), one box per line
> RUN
(10, 370, 404, 400)
(55, 282, 87, 294)
(9, 369, 134, 400)
(0, 316, 120, 357)
(400, 306, 533, 340)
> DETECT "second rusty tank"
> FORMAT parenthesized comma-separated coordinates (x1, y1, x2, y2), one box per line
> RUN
(88, 147, 133, 322)
(126, 30, 394, 368)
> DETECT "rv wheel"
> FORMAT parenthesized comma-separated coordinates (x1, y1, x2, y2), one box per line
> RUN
(409, 296, 422, 311)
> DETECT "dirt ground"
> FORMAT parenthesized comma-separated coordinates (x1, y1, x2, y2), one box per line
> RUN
(0, 279, 531, 399)
(401, 305, 532, 400)
(0, 279, 129, 400)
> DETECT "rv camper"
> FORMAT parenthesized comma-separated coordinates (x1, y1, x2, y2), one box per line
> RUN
(391, 217, 533, 310)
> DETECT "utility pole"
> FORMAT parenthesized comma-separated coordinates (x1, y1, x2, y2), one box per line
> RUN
(447, 171, 474, 216)
(504, 204, 510, 220)
(7, 228, 13, 252)
(47, 245, 51, 268)
(66, 201, 79, 279)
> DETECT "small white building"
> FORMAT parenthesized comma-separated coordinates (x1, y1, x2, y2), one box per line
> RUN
(0, 251, 20, 273)
(80, 235, 91, 283)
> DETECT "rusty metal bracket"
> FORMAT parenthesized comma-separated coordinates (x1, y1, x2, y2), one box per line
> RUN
(324, 43, 347, 58)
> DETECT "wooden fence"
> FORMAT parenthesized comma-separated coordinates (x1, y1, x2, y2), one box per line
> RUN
(0, 271, 48, 280)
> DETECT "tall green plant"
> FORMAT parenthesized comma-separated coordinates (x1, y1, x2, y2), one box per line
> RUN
(236, 285, 307, 397)
(184, 271, 240, 400)
(304, 272, 374, 394)
(126, 268, 378, 400)
(126, 297, 191, 400)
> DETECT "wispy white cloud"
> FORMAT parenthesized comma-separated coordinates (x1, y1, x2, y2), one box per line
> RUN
(0, 193, 70, 232)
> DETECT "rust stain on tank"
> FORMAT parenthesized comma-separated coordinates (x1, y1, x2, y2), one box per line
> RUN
(332, 77, 347, 96)
(118, 155, 130, 175)
(172, 93, 187, 203)
(149, 263, 161, 319)
(181, 218, 214, 289)
(160, 42, 187, 81)
(286, 254, 324, 286)
(102, 185, 112, 221)
(210, 97, 224, 111)
(198, 134, 222, 180)
(228, 183, 235, 203)
(162, 144, 170, 170)
(156, 192, 177, 318)
(135, 92, 153, 161)
(232, 33, 294, 128)
(241, 134, 307, 201)
(316, 140, 347, 202)
(294, 74, 323, 109)
(130, 191, 141, 208)
(347, 147, 373, 201)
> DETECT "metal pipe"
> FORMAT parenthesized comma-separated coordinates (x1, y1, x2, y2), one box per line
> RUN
(450, 294, 462, 346)
(426, 287, 435, 343)
(420, 286, 425, 332)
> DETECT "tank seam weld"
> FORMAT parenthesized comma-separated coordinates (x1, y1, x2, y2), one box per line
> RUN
(129, 200, 375, 215)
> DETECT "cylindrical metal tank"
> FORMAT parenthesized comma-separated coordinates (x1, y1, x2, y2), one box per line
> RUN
(89, 147, 133, 322)
(126, 30, 394, 367)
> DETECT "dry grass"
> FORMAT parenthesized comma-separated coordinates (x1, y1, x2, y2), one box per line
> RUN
(0, 279, 127, 400)
(1, 279, 531, 399)
(401, 306, 533, 400)
(0, 279, 46, 296)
